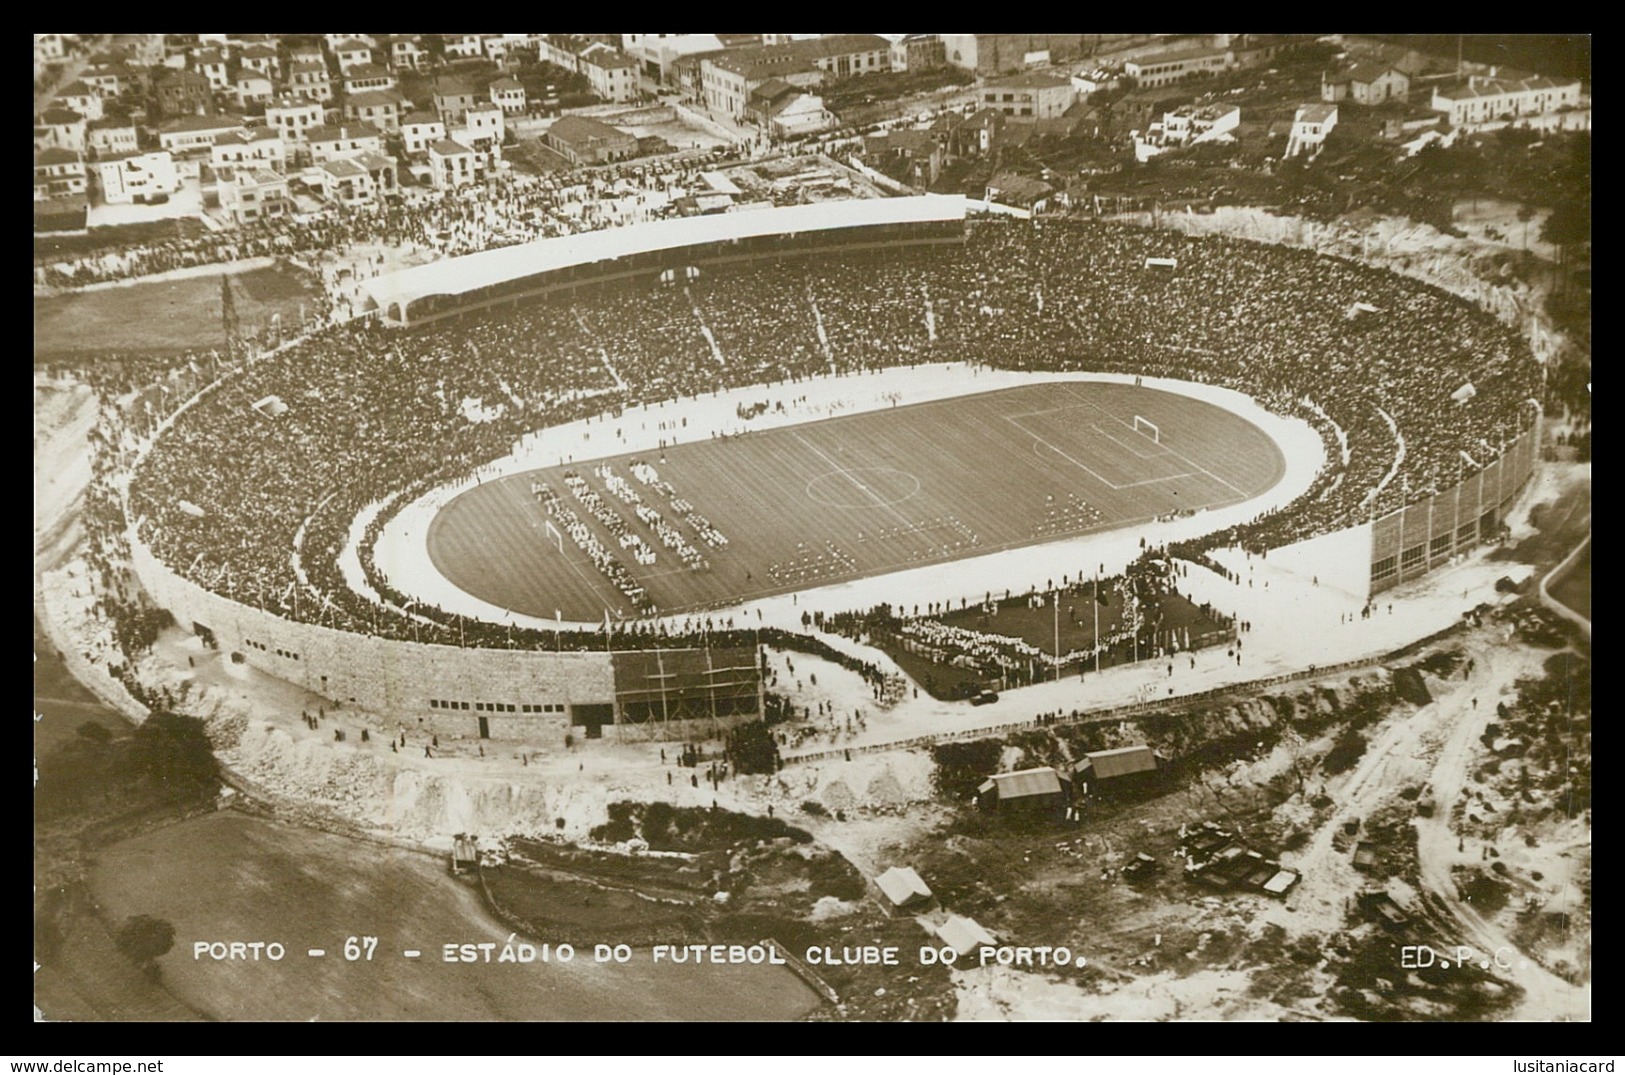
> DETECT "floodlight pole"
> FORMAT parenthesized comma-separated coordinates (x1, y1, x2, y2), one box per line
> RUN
(1093, 568, 1100, 675)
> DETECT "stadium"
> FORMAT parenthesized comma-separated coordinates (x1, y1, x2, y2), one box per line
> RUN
(122, 194, 1542, 745)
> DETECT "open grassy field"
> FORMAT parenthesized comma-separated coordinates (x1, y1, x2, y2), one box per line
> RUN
(88, 811, 821, 1021)
(33, 261, 320, 359)
(427, 381, 1285, 620)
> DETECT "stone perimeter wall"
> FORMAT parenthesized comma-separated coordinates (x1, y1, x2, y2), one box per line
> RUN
(133, 534, 606, 742)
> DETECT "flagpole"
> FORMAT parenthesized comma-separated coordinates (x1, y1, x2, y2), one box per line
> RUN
(1093, 566, 1100, 675)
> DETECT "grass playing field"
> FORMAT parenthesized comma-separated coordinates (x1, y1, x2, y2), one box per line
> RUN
(33, 261, 320, 360)
(425, 381, 1285, 621)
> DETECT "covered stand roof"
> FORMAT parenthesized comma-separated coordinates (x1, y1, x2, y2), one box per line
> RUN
(361, 194, 966, 319)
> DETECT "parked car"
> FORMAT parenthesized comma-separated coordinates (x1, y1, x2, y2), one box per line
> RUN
(1123, 853, 1159, 881)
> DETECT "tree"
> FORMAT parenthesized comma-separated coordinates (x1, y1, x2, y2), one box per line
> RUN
(932, 738, 1004, 799)
(1540, 197, 1591, 302)
(129, 711, 217, 794)
(727, 720, 780, 775)
(1516, 203, 1535, 250)
(1540, 197, 1590, 255)
(115, 915, 175, 979)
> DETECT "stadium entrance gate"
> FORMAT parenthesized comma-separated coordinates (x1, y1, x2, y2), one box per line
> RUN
(571, 703, 615, 739)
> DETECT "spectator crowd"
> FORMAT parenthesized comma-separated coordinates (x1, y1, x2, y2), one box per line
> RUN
(115, 216, 1539, 657)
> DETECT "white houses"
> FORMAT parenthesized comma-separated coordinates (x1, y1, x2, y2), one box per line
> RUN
(218, 168, 291, 224)
(333, 39, 375, 75)
(433, 76, 479, 125)
(211, 128, 287, 178)
(288, 60, 333, 103)
(1136, 102, 1240, 161)
(35, 108, 88, 153)
(977, 71, 1076, 120)
(1125, 46, 1233, 88)
(1431, 73, 1583, 129)
(86, 118, 139, 160)
(1286, 103, 1337, 159)
(157, 114, 244, 156)
(191, 48, 230, 90)
(1322, 61, 1409, 106)
(429, 137, 477, 190)
(489, 76, 527, 115)
(239, 43, 281, 81)
(265, 97, 326, 146)
(347, 89, 409, 133)
(96, 150, 181, 204)
(54, 80, 104, 121)
(459, 103, 506, 155)
(34, 148, 87, 199)
(234, 71, 276, 110)
(401, 111, 447, 156)
(580, 46, 640, 103)
(313, 157, 377, 207)
(390, 36, 428, 72)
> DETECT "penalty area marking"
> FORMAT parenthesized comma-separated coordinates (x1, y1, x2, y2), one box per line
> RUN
(1009, 414, 1193, 491)
(1091, 423, 1176, 462)
(1060, 383, 1251, 498)
(1025, 435, 1193, 489)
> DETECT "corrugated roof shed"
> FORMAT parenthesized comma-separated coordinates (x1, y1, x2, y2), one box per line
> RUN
(989, 767, 1067, 799)
(1083, 745, 1159, 779)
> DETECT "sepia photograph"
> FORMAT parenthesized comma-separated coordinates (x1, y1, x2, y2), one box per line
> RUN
(33, 32, 1590, 1027)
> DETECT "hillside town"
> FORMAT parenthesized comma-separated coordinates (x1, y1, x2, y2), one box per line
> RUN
(35, 34, 1590, 250)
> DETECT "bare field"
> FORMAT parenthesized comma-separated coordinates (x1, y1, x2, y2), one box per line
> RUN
(34, 262, 321, 359)
(88, 812, 820, 1021)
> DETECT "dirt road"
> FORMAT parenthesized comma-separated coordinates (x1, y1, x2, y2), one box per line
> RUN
(1411, 641, 1591, 1021)
(1275, 632, 1588, 1020)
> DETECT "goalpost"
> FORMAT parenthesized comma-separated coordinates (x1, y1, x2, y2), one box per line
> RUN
(1132, 415, 1161, 444)
(543, 519, 564, 554)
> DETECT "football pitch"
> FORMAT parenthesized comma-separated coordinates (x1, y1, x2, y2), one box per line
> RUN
(424, 381, 1286, 620)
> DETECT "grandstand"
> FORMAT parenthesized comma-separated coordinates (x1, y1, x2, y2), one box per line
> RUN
(117, 205, 1542, 744)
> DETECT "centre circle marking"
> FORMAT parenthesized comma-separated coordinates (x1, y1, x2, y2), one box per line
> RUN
(804, 467, 922, 509)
